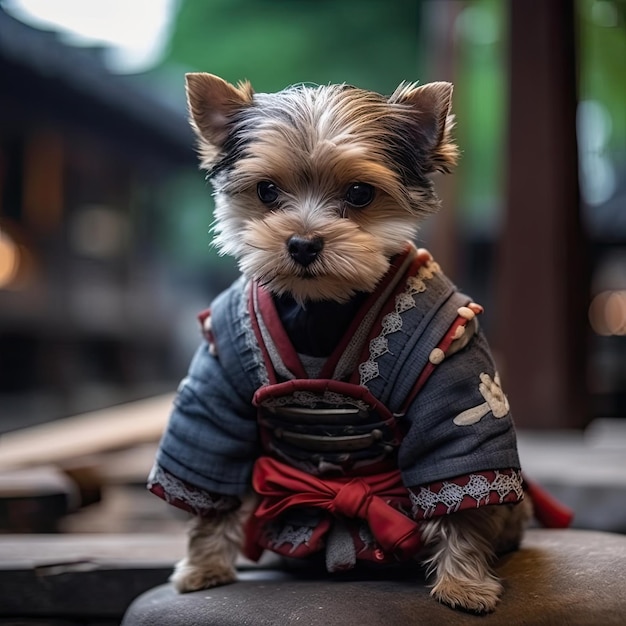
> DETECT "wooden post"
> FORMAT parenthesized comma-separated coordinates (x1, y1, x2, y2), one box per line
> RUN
(496, 0, 589, 429)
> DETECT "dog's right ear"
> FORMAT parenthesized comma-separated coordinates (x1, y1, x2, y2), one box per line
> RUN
(185, 73, 254, 148)
(388, 81, 458, 174)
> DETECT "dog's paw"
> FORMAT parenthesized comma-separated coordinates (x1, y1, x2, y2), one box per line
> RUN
(430, 574, 502, 614)
(170, 557, 237, 593)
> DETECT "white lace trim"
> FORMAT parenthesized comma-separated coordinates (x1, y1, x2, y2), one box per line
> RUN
(148, 464, 237, 514)
(267, 523, 314, 553)
(261, 389, 370, 412)
(409, 470, 524, 518)
(358, 261, 440, 386)
(244, 281, 270, 387)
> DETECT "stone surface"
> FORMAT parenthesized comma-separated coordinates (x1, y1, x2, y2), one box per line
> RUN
(0, 532, 278, 622)
(0, 534, 185, 620)
(122, 529, 626, 626)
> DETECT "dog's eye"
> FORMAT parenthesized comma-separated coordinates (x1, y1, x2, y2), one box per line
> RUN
(345, 183, 375, 208)
(257, 181, 280, 204)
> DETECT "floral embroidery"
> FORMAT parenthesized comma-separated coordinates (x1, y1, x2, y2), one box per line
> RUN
(480, 372, 510, 417)
(453, 372, 510, 426)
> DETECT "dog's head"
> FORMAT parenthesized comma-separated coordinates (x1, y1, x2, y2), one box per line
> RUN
(186, 73, 458, 304)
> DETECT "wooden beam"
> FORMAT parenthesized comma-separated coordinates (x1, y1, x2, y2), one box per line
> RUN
(0, 394, 173, 471)
(496, 0, 589, 429)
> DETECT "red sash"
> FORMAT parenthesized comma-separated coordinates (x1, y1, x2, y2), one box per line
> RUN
(525, 480, 574, 528)
(244, 456, 422, 561)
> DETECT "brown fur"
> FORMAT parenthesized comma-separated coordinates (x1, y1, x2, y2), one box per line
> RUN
(420, 498, 533, 613)
(171, 508, 245, 592)
(173, 73, 528, 614)
(185, 73, 458, 304)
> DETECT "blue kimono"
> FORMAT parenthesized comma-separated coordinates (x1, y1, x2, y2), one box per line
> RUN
(149, 244, 526, 566)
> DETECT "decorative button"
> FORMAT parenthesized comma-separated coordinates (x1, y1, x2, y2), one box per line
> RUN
(452, 325, 466, 340)
(429, 348, 445, 365)
(457, 306, 475, 320)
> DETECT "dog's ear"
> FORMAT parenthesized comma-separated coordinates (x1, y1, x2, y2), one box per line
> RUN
(185, 73, 254, 148)
(389, 81, 459, 173)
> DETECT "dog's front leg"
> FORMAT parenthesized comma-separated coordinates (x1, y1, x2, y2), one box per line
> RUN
(420, 506, 511, 614)
(171, 509, 243, 592)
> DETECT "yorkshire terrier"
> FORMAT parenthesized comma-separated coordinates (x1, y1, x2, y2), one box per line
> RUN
(147, 73, 564, 614)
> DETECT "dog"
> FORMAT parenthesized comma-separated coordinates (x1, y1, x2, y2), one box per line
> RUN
(148, 73, 541, 614)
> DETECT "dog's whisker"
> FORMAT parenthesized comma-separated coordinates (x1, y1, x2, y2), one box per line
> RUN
(243, 242, 268, 252)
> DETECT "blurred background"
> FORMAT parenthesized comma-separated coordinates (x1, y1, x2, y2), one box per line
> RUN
(0, 0, 624, 534)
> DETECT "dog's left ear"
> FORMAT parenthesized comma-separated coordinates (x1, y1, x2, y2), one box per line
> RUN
(185, 73, 254, 148)
(389, 81, 459, 173)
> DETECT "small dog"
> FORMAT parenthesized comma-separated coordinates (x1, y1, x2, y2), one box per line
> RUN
(149, 73, 538, 614)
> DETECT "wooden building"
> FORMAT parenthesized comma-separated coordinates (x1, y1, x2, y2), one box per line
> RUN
(0, 6, 196, 431)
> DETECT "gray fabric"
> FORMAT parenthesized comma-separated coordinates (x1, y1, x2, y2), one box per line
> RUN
(324, 520, 357, 572)
(153, 260, 520, 499)
(154, 278, 260, 495)
(399, 328, 520, 487)
(362, 270, 457, 406)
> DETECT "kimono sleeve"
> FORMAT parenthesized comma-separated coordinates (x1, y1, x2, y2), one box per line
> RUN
(152, 339, 260, 498)
(398, 329, 524, 520)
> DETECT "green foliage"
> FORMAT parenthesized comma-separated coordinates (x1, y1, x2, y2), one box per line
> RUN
(578, 0, 626, 151)
(156, 0, 626, 267)
(156, 0, 428, 269)
(451, 0, 507, 228)
(164, 0, 424, 93)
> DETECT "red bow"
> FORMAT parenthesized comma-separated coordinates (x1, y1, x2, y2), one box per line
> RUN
(245, 456, 422, 560)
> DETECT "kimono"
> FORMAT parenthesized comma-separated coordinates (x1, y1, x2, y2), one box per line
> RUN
(149, 243, 570, 570)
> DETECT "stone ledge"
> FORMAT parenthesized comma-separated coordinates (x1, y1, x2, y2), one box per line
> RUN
(122, 529, 626, 626)
(3, 530, 626, 624)
(0, 534, 185, 620)
(0, 532, 279, 621)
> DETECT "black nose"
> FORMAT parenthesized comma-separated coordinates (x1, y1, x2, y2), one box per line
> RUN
(287, 236, 324, 267)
